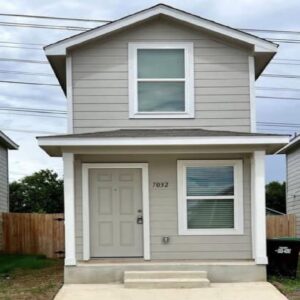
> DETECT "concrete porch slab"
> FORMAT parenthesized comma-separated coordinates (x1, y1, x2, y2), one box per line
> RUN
(54, 282, 287, 300)
(65, 261, 266, 283)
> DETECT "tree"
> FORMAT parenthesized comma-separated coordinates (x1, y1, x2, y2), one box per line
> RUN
(266, 181, 286, 214)
(9, 169, 64, 213)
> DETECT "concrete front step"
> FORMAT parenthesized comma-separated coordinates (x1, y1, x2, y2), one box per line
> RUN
(124, 271, 210, 288)
(124, 278, 210, 289)
(124, 270, 208, 280)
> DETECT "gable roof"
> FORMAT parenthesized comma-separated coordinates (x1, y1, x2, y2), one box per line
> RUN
(45, 4, 278, 92)
(0, 131, 18, 150)
(45, 4, 277, 55)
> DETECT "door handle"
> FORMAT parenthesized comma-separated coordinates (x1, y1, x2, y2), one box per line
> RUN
(137, 215, 143, 224)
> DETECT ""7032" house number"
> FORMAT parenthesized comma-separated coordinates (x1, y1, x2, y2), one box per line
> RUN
(153, 182, 169, 188)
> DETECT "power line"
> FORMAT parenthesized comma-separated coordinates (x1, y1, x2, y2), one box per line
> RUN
(0, 111, 66, 118)
(1, 127, 61, 134)
(272, 62, 300, 66)
(0, 56, 298, 68)
(258, 122, 300, 127)
(0, 13, 110, 23)
(0, 13, 299, 36)
(0, 21, 91, 31)
(274, 58, 300, 62)
(0, 80, 59, 86)
(0, 69, 53, 76)
(241, 28, 300, 35)
(0, 40, 44, 46)
(0, 19, 300, 45)
(257, 96, 300, 101)
(0, 45, 41, 50)
(2, 77, 300, 93)
(261, 74, 300, 79)
(0, 57, 48, 64)
(0, 13, 298, 39)
(0, 107, 66, 114)
(257, 87, 300, 92)
(257, 128, 297, 133)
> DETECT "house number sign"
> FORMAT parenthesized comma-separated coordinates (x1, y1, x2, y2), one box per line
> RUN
(153, 182, 169, 188)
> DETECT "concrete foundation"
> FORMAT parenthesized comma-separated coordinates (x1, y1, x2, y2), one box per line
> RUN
(64, 261, 266, 284)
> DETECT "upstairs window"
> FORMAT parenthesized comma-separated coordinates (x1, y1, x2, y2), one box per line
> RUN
(128, 43, 194, 118)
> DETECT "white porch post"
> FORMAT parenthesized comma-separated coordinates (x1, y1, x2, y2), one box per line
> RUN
(63, 152, 76, 266)
(251, 150, 268, 264)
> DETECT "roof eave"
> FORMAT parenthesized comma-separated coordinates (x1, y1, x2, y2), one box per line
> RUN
(38, 135, 289, 157)
(277, 135, 300, 154)
(0, 132, 18, 150)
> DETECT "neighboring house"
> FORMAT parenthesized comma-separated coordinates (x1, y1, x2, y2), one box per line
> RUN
(278, 135, 300, 237)
(38, 4, 289, 284)
(0, 131, 18, 251)
(0, 131, 18, 212)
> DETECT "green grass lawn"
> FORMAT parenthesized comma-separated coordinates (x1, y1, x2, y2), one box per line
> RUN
(0, 254, 55, 274)
(0, 253, 63, 300)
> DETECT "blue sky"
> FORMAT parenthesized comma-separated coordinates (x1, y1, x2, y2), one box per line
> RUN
(1, 0, 300, 182)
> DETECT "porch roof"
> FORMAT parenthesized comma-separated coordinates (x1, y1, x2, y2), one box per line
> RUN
(37, 128, 289, 156)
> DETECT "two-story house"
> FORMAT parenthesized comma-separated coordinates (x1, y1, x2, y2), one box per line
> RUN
(38, 4, 289, 286)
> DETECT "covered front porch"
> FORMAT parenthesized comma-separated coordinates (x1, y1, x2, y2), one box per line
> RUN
(37, 128, 289, 283)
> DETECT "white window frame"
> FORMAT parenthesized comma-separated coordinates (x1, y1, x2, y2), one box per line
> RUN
(128, 42, 194, 119)
(177, 160, 244, 235)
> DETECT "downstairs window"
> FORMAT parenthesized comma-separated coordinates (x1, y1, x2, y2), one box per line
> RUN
(177, 160, 244, 235)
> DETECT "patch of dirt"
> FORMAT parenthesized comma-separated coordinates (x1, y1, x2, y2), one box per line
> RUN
(0, 261, 63, 300)
(286, 291, 300, 300)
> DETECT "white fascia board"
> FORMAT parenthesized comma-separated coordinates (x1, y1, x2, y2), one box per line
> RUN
(38, 136, 289, 147)
(44, 5, 277, 56)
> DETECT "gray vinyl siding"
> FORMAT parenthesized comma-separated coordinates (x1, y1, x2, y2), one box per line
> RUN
(74, 153, 252, 260)
(0, 145, 8, 212)
(71, 17, 251, 133)
(286, 149, 300, 237)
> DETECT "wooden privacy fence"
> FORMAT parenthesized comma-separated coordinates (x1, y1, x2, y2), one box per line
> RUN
(266, 214, 296, 238)
(2, 213, 64, 258)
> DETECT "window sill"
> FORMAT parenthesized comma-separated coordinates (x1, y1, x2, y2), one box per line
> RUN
(178, 228, 244, 236)
(129, 112, 194, 119)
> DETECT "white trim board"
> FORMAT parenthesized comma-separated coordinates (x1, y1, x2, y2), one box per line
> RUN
(63, 153, 76, 266)
(82, 163, 150, 261)
(251, 151, 268, 265)
(45, 4, 277, 56)
(66, 54, 73, 133)
(128, 42, 194, 119)
(177, 160, 244, 235)
(38, 135, 289, 147)
(249, 56, 256, 133)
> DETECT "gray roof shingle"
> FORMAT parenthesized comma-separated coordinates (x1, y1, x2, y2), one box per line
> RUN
(37, 128, 287, 139)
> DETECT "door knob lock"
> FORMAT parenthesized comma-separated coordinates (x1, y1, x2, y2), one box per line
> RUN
(137, 216, 143, 224)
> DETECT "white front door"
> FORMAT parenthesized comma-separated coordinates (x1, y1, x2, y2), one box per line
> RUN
(89, 168, 143, 257)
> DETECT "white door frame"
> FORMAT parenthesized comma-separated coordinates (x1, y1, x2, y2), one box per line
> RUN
(82, 163, 150, 260)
